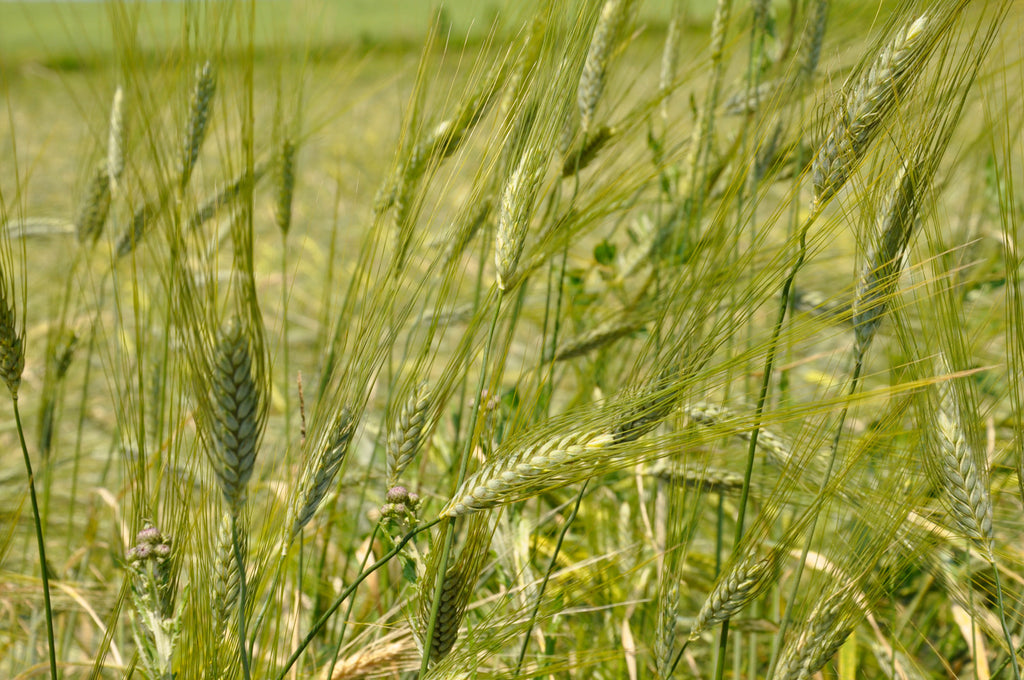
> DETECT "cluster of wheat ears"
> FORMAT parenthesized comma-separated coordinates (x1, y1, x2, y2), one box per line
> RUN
(1, 0, 1023, 678)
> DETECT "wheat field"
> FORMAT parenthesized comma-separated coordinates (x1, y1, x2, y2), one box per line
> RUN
(1, 1, 1023, 678)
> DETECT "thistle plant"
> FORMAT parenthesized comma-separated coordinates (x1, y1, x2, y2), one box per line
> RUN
(127, 525, 183, 680)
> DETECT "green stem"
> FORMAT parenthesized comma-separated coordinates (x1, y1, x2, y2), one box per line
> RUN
(233, 516, 251, 680)
(513, 480, 590, 674)
(766, 356, 864, 677)
(419, 294, 504, 676)
(990, 556, 1022, 680)
(14, 397, 59, 680)
(276, 517, 441, 680)
(712, 217, 811, 678)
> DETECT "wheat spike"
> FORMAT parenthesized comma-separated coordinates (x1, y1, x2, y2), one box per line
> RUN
(800, 0, 830, 79)
(74, 164, 112, 245)
(495, 146, 545, 291)
(419, 515, 491, 661)
(188, 161, 268, 231)
(275, 136, 296, 236)
(208, 316, 260, 512)
(107, 86, 125, 192)
(811, 13, 934, 209)
(774, 589, 855, 680)
(387, 381, 430, 487)
(578, 0, 632, 134)
(561, 125, 614, 177)
(180, 60, 216, 188)
(929, 353, 995, 556)
(0, 274, 25, 398)
(688, 547, 782, 640)
(684, 402, 793, 465)
(851, 161, 922, 358)
(290, 408, 354, 537)
(213, 512, 241, 638)
(442, 430, 615, 517)
(553, 313, 642, 361)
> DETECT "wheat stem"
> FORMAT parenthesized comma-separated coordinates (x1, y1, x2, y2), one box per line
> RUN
(419, 294, 503, 675)
(514, 479, 590, 674)
(15, 398, 58, 680)
(277, 518, 441, 680)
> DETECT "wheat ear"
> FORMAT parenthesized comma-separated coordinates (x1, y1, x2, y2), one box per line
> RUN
(851, 161, 922, 359)
(552, 312, 642, 361)
(418, 515, 491, 661)
(180, 60, 216, 188)
(107, 85, 125, 192)
(275, 135, 296, 236)
(688, 546, 782, 641)
(213, 512, 242, 638)
(74, 164, 112, 245)
(387, 382, 431, 487)
(811, 13, 935, 209)
(929, 353, 994, 556)
(208, 316, 260, 513)
(774, 589, 855, 680)
(289, 408, 354, 537)
(495, 146, 546, 291)
(0, 275, 25, 397)
(578, 0, 632, 134)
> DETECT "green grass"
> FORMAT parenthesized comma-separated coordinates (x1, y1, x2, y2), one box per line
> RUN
(2, 1, 1024, 679)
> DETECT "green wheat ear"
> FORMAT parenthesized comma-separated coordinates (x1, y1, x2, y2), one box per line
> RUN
(209, 316, 260, 513)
